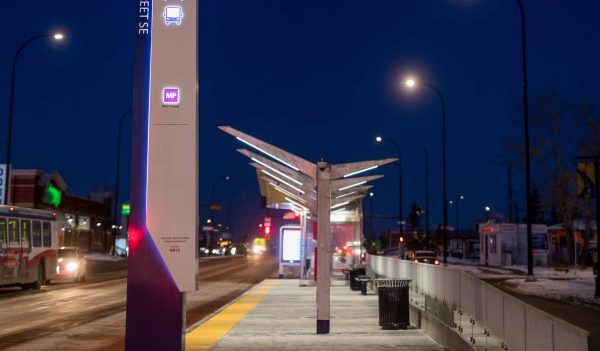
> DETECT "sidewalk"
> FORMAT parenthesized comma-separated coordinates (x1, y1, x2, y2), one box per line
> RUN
(186, 279, 443, 351)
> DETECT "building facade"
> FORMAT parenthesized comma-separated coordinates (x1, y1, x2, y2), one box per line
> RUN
(7, 169, 113, 253)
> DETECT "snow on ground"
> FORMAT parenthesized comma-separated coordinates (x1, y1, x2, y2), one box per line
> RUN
(448, 259, 597, 302)
(502, 276, 596, 301)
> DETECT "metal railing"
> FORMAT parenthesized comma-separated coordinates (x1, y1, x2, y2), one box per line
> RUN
(368, 255, 590, 351)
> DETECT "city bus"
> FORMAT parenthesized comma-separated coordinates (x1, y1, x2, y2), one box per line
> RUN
(0, 205, 62, 290)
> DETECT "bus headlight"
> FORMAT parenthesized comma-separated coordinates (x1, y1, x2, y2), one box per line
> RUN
(66, 261, 79, 272)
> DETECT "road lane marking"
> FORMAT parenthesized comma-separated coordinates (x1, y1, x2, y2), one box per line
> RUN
(185, 279, 278, 351)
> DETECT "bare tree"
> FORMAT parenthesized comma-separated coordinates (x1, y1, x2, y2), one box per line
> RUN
(500, 93, 599, 265)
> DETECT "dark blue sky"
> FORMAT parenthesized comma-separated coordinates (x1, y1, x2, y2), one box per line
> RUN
(2, 1, 599, 236)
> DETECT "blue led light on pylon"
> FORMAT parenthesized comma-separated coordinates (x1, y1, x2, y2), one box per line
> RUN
(164, 6, 183, 26)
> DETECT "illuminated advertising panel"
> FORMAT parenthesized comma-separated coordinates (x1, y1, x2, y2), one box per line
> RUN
(281, 228, 301, 263)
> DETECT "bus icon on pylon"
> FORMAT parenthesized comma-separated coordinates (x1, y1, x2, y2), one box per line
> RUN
(164, 6, 183, 26)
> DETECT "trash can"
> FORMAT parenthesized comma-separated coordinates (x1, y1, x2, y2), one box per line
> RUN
(348, 264, 366, 291)
(374, 278, 411, 330)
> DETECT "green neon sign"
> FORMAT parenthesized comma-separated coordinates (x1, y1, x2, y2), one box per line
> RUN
(43, 182, 62, 208)
(122, 203, 131, 216)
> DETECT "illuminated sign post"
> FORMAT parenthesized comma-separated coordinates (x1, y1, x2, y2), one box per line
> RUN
(127, 1, 198, 350)
(279, 226, 301, 277)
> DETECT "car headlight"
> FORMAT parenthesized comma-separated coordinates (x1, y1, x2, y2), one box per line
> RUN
(58, 258, 64, 263)
(66, 261, 79, 272)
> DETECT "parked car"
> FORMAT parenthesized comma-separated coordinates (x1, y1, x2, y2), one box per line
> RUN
(405, 250, 440, 265)
(53, 247, 86, 283)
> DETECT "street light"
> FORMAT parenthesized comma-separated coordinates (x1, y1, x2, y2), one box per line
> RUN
(113, 109, 132, 230)
(448, 195, 464, 237)
(423, 146, 429, 247)
(4, 33, 66, 204)
(225, 190, 244, 236)
(210, 175, 230, 223)
(404, 77, 449, 264)
(375, 136, 403, 243)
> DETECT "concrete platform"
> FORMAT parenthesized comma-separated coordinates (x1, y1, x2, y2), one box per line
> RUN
(186, 279, 444, 351)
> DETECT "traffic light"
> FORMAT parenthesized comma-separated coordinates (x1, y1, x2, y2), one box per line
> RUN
(264, 225, 271, 240)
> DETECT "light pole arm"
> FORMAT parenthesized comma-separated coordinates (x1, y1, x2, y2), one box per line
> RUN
(383, 137, 403, 238)
(423, 80, 448, 264)
(4, 34, 54, 205)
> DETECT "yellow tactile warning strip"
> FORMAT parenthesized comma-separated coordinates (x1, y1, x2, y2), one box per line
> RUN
(185, 279, 279, 351)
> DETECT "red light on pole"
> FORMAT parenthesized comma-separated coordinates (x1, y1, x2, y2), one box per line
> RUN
(264, 225, 271, 240)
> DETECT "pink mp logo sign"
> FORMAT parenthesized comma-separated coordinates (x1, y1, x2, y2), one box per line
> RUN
(162, 87, 180, 104)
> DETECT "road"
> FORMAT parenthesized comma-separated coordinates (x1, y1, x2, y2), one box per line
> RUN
(0, 254, 278, 351)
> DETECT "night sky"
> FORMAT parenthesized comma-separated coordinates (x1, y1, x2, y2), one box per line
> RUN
(2, 1, 599, 239)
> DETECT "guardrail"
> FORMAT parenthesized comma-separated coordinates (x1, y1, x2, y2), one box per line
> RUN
(368, 255, 590, 351)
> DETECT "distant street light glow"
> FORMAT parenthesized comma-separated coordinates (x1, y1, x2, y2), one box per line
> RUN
(53, 33, 64, 40)
(375, 136, 382, 142)
(406, 78, 416, 88)
(485, 206, 491, 211)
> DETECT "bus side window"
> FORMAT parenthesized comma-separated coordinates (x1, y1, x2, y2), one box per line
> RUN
(0, 218, 6, 249)
(32, 221, 42, 247)
(42, 222, 52, 248)
(21, 220, 31, 252)
(8, 219, 18, 244)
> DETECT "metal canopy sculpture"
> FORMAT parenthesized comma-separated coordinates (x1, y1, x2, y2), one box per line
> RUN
(219, 126, 397, 334)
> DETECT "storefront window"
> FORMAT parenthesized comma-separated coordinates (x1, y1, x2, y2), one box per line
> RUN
(65, 213, 76, 228)
(78, 216, 90, 231)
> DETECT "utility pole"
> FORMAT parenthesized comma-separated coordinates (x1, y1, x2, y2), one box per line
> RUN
(508, 166, 514, 223)
(575, 156, 600, 297)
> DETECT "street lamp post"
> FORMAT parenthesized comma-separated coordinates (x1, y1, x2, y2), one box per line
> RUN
(515, 0, 535, 281)
(4, 33, 65, 204)
(113, 109, 132, 230)
(405, 78, 448, 264)
(210, 175, 230, 223)
(375, 136, 403, 244)
(449, 195, 464, 256)
(225, 190, 244, 236)
(484, 206, 492, 221)
(449, 195, 464, 237)
(423, 146, 429, 246)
